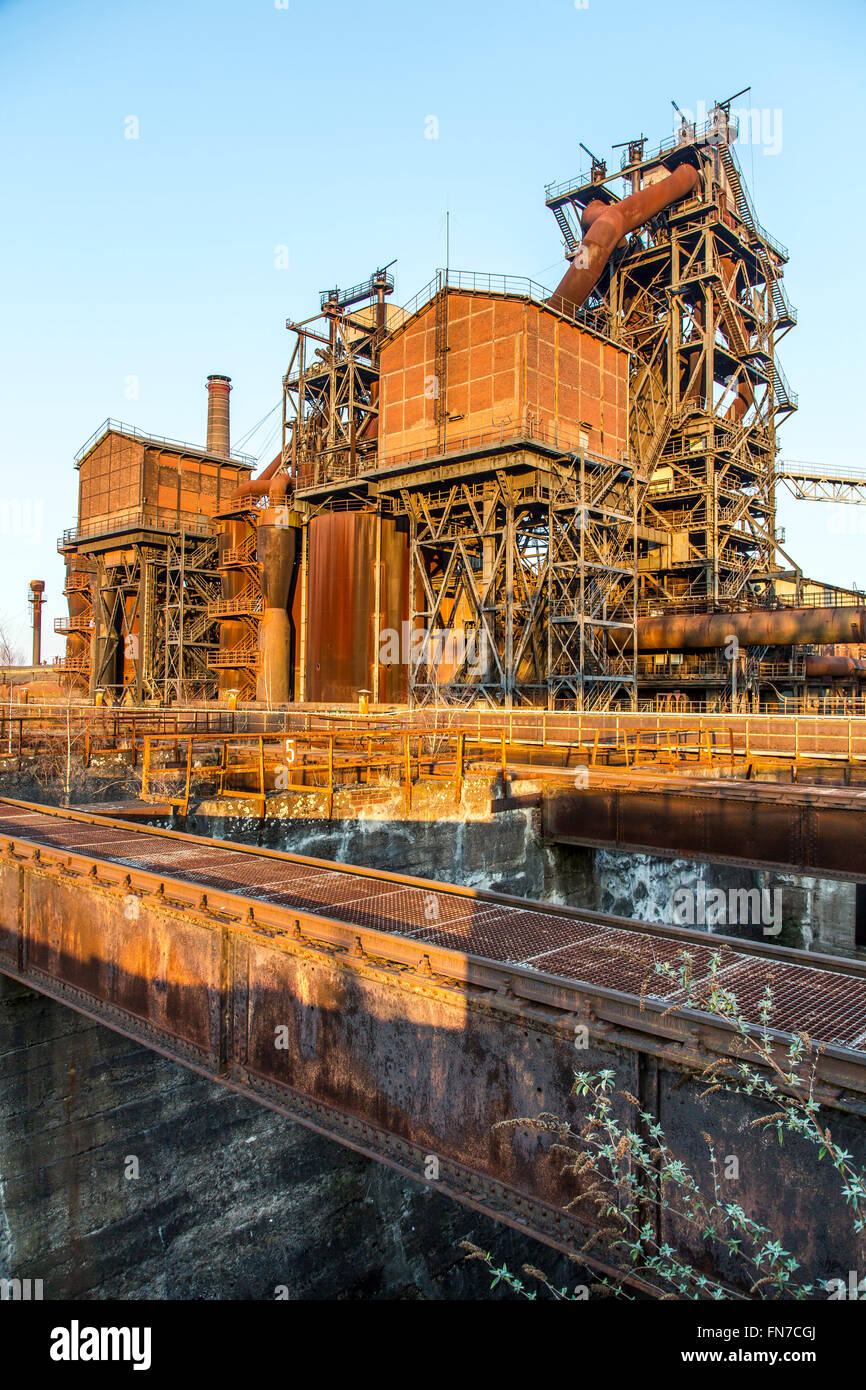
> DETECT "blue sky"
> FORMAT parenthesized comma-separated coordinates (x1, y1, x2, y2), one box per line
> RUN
(1, 0, 863, 658)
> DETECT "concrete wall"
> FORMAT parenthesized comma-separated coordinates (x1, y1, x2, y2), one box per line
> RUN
(0, 973, 575, 1300)
(594, 849, 857, 955)
(0, 761, 857, 954)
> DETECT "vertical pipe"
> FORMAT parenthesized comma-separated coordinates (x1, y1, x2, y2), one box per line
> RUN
(29, 580, 45, 666)
(373, 512, 382, 702)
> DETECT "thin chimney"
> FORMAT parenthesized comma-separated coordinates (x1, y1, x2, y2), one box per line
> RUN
(29, 580, 45, 666)
(206, 374, 232, 457)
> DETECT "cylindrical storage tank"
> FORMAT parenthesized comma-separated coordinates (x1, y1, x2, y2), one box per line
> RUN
(305, 511, 409, 704)
(378, 513, 411, 704)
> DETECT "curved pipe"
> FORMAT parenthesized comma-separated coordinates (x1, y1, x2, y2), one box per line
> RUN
(548, 163, 700, 314)
(230, 452, 287, 505)
(727, 378, 754, 423)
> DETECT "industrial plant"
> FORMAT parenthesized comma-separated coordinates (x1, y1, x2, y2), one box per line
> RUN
(46, 99, 865, 716)
(3, 86, 866, 1316)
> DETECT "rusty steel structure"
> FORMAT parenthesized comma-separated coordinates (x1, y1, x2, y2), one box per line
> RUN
(775, 459, 866, 506)
(1, 797, 865, 1281)
(54, 101, 866, 712)
(541, 102, 866, 708)
(280, 269, 638, 709)
(543, 773, 866, 887)
(57, 398, 256, 702)
(547, 104, 794, 610)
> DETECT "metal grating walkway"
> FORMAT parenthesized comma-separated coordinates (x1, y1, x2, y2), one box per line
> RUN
(1, 801, 865, 1052)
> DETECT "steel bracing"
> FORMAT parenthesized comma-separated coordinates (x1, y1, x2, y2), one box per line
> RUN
(547, 115, 798, 623)
(87, 531, 221, 702)
(282, 267, 394, 489)
(393, 442, 636, 710)
(776, 461, 866, 506)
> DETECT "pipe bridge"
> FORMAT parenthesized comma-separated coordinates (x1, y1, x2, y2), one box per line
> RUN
(1, 799, 866, 1270)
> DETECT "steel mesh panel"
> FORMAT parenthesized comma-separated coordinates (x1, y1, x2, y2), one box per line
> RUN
(0, 803, 864, 1051)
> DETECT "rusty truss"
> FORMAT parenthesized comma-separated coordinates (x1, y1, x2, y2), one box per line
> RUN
(56, 422, 254, 701)
(547, 113, 796, 621)
(396, 442, 638, 709)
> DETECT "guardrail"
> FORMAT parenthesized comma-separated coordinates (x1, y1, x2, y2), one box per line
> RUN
(59, 509, 214, 549)
(74, 418, 257, 467)
(393, 267, 616, 342)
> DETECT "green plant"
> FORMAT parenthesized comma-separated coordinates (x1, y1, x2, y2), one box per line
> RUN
(463, 949, 866, 1300)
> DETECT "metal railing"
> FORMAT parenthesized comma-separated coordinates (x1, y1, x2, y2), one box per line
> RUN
(208, 587, 264, 618)
(772, 358, 798, 410)
(54, 615, 93, 633)
(375, 417, 626, 475)
(776, 460, 866, 484)
(635, 591, 865, 619)
(51, 656, 91, 673)
(393, 268, 616, 342)
(59, 508, 214, 549)
(207, 642, 259, 669)
(295, 418, 631, 494)
(319, 268, 396, 311)
(62, 571, 92, 594)
(74, 419, 257, 468)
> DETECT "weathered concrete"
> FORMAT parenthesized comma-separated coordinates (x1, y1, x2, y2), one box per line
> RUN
(0, 974, 576, 1300)
(594, 851, 857, 955)
(190, 781, 858, 957)
(191, 797, 593, 908)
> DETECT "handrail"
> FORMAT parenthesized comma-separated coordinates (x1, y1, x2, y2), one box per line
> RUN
(54, 615, 93, 633)
(776, 460, 866, 484)
(208, 587, 264, 617)
(59, 508, 215, 549)
(392, 268, 616, 343)
(74, 418, 257, 467)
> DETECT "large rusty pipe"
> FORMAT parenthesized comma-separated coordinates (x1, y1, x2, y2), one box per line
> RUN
(548, 163, 699, 314)
(206, 374, 231, 457)
(727, 376, 754, 423)
(611, 607, 866, 653)
(805, 655, 866, 679)
(230, 452, 283, 505)
(255, 478, 296, 703)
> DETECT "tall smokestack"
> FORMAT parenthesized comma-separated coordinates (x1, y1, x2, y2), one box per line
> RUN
(206, 374, 232, 457)
(29, 580, 45, 666)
